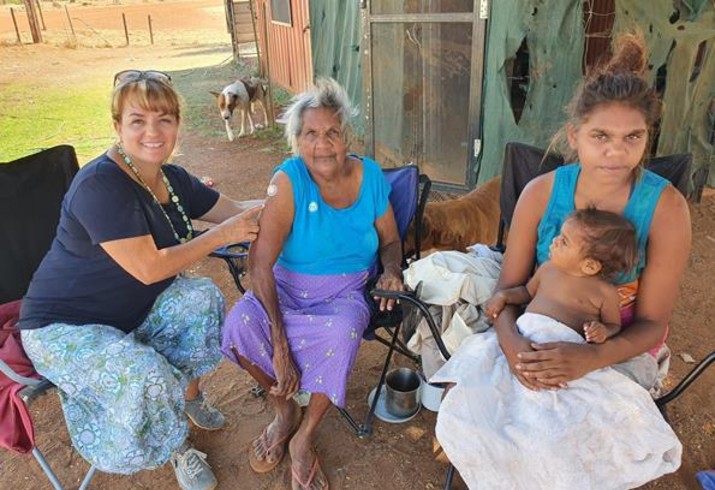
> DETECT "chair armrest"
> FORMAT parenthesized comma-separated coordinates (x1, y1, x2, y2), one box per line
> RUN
(209, 242, 250, 260)
(209, 242, 250, 294)
(369, 288, 416, 300)
(370, 287, 451, 361)
(656, 351, 715, 408)
(0, 358, 41, 387)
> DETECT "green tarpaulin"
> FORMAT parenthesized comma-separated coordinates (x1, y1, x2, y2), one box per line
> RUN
(478, 0, 715, 186)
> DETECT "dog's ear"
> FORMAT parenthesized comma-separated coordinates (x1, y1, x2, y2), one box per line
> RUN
(210, 90, 220, 98)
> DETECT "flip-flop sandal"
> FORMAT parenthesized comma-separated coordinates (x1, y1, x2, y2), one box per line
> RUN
(248, 411, 302, 474)
(291, 453, 329, 490)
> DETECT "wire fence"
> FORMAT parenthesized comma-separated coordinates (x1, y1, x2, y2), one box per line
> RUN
(1, 0, 232, 48)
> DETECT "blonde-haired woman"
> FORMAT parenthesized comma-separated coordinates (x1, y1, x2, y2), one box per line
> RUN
(19, 70, 261, 490)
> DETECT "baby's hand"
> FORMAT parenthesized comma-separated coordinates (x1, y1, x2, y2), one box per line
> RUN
(484, 292, 507, 322)
(583, 321, 618, 344)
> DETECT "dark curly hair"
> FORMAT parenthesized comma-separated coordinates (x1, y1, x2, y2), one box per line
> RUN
(568, 208, 638, 280)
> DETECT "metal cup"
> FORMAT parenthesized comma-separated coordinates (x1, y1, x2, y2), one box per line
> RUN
(384, 367, 422, 418)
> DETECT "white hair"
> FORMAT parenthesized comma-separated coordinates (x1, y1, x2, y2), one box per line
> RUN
(282, 78, 358, 155)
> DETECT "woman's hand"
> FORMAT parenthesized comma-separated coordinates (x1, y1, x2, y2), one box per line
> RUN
(515, 341, 599, 387)
(270, 340, 301, 400)
(499, 332, 554, 390)
(374, 268, 403, 311)
(217, 204, 262, 244)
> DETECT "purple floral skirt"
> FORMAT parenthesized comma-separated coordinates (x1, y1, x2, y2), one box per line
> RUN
(221, 265, 371, 407)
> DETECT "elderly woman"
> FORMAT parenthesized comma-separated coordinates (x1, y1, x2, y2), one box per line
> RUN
(18, 70, 261, 490)
(221, 78, 402, 490)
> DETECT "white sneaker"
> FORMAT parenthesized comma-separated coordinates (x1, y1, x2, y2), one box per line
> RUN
(170, 441, 217, 490)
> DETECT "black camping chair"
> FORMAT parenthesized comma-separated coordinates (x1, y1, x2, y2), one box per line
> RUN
(443, 142, 715, 489)
(336, 164, 452, 438)
(0, 145, 101, 490)
(1, 146, 79, 304)
(211, 164, 452, 437)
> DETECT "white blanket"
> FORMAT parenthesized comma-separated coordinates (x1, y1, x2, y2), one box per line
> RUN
(404, 249, 501, 306)
(432, 313, 682, 490)
(403, 250, 501, 377)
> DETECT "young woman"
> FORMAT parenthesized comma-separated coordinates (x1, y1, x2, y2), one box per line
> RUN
(433, 32, 691, 489)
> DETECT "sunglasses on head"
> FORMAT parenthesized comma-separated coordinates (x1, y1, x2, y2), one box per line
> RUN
(113, 69, 172, 87)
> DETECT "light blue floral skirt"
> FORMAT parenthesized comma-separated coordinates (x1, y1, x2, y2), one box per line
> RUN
(21, 276, 224, 474)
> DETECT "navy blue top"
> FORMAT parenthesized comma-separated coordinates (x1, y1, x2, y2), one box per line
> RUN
(19, 153, 219, 333)
(275, 156, 391, 275)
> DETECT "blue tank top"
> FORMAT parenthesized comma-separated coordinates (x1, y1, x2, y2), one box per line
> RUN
(275, 156, 390, 275)
(536, 164, 668, 284)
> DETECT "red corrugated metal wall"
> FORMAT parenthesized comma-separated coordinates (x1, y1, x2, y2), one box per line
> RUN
(256, 0, 313, 93)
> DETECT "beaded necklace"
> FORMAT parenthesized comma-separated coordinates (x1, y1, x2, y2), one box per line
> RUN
(115, 144, 193, 243)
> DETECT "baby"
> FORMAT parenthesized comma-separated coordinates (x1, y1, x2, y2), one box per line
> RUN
(485, 208, 638, 343)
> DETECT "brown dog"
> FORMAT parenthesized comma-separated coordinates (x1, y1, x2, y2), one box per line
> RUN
(405, 177, 502, 255)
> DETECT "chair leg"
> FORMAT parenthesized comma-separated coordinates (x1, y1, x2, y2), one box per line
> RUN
(444, 463, 455, 489)
(656, 351, 715, 408)
(32, 446, 98, 490)
(337, 320, 403, 438)
(32, 447, 65, 490)
(78, 465, 98, 490)
(373, 328, 420, 363)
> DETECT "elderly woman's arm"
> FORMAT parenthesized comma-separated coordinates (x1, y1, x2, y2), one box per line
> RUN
(517, 186, 691, 386)
(373, 203, 404, 311)
(247, 171, 301, 399)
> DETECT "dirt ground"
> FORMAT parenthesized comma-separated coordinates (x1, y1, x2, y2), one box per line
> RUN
(0, 2, 713, 489)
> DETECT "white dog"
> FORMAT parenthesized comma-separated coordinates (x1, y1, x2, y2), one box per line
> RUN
(210, 77, 268, 141)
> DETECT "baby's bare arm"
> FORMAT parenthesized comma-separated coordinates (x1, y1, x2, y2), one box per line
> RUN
(599, 285, 622, 333)
(485, 286, 532, 320)
(584, 286, 622, 343)
(485, 265, 541, 319)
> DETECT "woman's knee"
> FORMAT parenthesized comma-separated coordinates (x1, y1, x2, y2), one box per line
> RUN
(177, 277, 225, 322)
(158, 277, 224, 324)
(223, 297, 270, 350)
(144, 278, 225, 345)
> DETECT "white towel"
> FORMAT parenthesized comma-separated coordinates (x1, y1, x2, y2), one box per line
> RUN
(432, 313, 682, 490)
